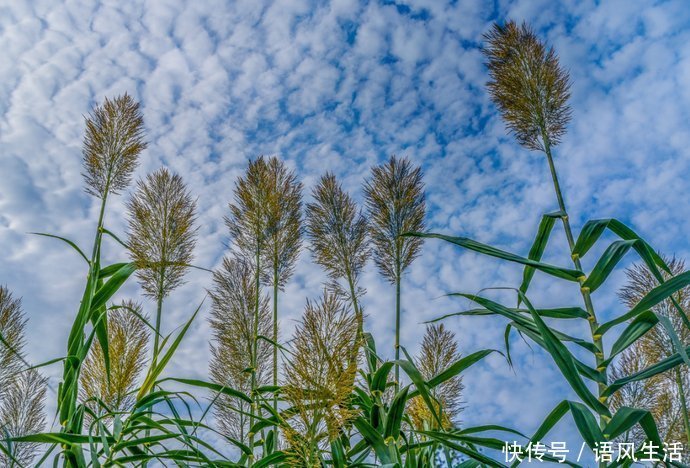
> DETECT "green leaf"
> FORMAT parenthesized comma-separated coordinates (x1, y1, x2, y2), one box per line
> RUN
(372, 362, 394, 394)
(582, 240, 635, 293)
(405, 232, 584, 282)
(137, 302, 202, 399)
(605, 311, 659, 363)
(253, 450, 289, 467)
(394, 352, 442, 426)
(520, 292, 609, 416)
(408, 349, 494, 399)
(100, 227, 129, 249)
(90, 263, 136, 312)
(353, 416, 392, 464)
(567, 401, 603, 449)
(157, 378, 252, 404)
(597, 270, 690, 335)
(572, 219, 666, 271)
(30, 232, 90, 264)
(98, 263, 129, 279)
(603, 407, 661, 444)
(603, 345, 690, 397)
(384, 385, 409, 440)
(519, 212, 561, 301)
(658, 315, 690, 366)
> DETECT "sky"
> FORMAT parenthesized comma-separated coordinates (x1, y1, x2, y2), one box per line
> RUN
(2, 0, 690, 464)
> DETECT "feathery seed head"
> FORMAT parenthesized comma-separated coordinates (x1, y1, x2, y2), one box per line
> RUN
(263, 157, 303, 288)
(226, 156, 273, 264)
(79, 301, 149, 423)
(282, 291, 361, 461)
(208, 256, 272, 442)
(408, 324, 464, 431)
(483, 21, 571, 152)
(127, 168, 198, 300)
(306, 173, 370, 298)
(0, 369, 46, 466)
(0, 286, 27, 400)
(0, 287, 45, 466)
(82, 93, 147, 198)
(363, 155, 426, 283)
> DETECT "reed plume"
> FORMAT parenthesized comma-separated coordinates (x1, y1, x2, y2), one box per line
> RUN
(282, 291, 360, 466)
(127, 168, 197, 362)
(209, 256, 272, 444)
(483, 21, 571, 152)
(79, 301, 149, 425)
(407, 324, 463, 431)
(306, 173, 369, 324)
(0, 369, 47, 467)
(0, 286, 25, 400)
(0, 286, 46, 467)
(262, 157, 303, 411)
(364, 156, 425, 390)
(82, 93, 147, 198)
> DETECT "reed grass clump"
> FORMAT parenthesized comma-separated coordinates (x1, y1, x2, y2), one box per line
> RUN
(5, 19, 690, 468)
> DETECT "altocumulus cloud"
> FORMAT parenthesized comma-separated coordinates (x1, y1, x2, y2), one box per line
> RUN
(1, 0, 690, 460)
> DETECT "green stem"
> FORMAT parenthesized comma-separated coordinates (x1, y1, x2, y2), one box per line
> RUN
(272, 267, 279, 443)
(395, 260, 401, 394)
(674, 367, 690, 449)
(542, 135, 608, 429)
(152, 278, 164, 369)
(62, 191, 109, 468)
(249, 244, 261, 467)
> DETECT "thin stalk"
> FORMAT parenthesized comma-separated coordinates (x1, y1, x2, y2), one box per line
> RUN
(62, 189, 109, 467)
(345, 272, 364, 341)
(542, 134, 608, 429)
(394, 259, 401, 394)
(674, 367, 690, 449)
(152, 274, 164, 368)
(273, 267, 278, 415)
(249, 243, 261, 466)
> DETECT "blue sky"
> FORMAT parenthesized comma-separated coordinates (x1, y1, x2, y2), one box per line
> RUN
(2, 0, 690, 462)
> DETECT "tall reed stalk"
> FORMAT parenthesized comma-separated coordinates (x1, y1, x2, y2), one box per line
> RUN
(482, 16, 616, 439)
(262, 158, 303, 416)
(127, 167, 198, 368)
(364, 156, 425, 392)
(226, 157, 273, 464)
(58, 93, 145, 465)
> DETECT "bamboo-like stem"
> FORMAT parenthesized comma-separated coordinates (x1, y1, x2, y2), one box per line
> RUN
(152, 274, 164, 368)
(62, 189, 109, 468)
(542, 134, 608, 431)
(674, 367, 690, 449)
(248, 243, 261, 466)
(394, 259, 401, 394)
(272, 265, 279, 444)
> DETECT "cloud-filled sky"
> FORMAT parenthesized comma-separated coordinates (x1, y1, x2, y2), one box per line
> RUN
(2, 0, 690, 462)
